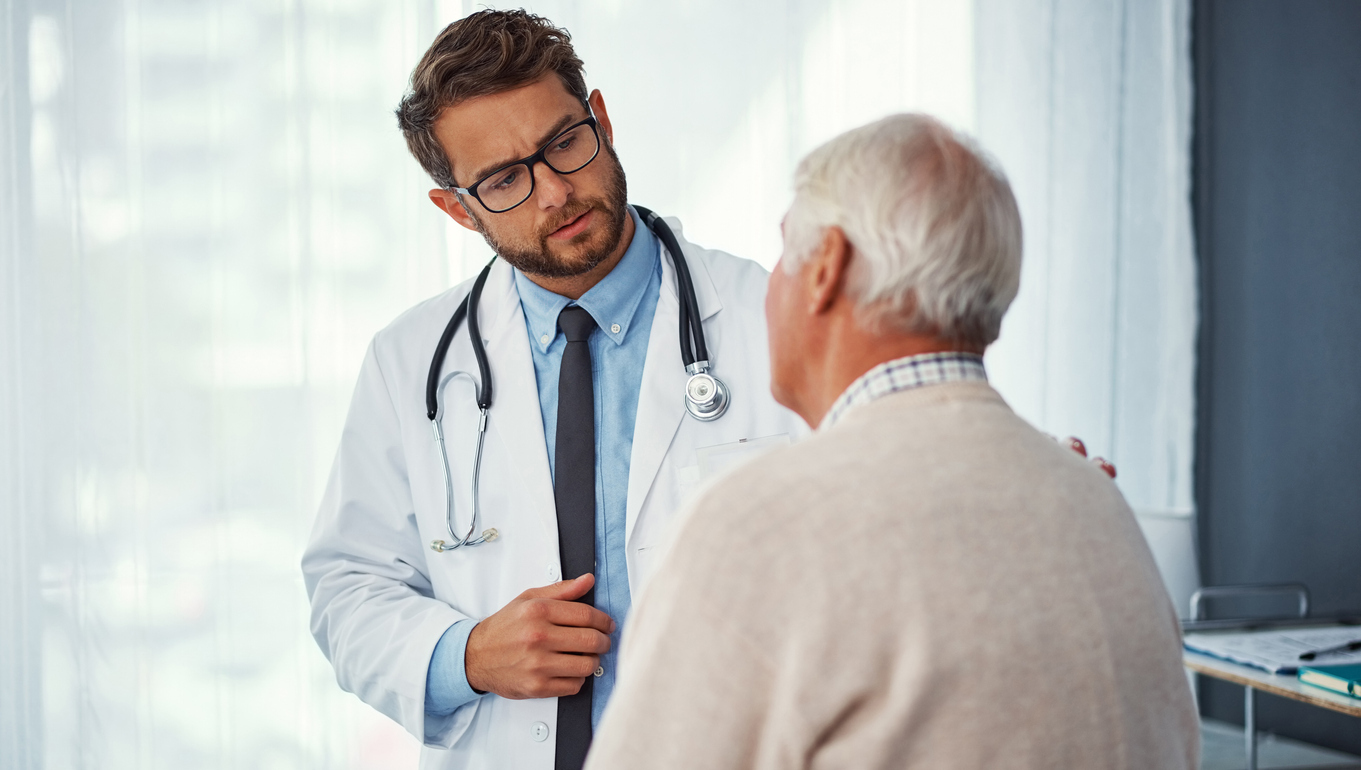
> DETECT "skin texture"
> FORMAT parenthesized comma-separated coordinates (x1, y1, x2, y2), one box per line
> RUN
(765, 223, 978, 429)
(429, 75, 1113, 701)
(766, 218, 1117, 478)
(426, 75, 638, 698)
(428, 74, 635, 301)
(463, 575, 616, 699)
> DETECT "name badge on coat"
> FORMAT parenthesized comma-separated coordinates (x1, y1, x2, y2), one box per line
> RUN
(675, 433, 791, 503)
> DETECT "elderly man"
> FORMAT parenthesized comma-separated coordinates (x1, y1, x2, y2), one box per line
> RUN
(585, 114, 1199, 770)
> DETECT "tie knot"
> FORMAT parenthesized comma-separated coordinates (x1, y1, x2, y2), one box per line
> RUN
(557, 305, 597, 343)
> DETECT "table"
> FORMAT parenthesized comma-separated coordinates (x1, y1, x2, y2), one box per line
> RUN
(1184, 650, 1361, 770)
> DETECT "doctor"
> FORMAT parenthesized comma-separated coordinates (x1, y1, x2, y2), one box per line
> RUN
(301, 9, 803, 770)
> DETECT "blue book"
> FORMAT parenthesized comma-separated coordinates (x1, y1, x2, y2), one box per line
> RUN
(1298, 663, 1361, 698)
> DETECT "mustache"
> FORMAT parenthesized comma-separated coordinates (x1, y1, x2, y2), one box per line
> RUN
(539, 202, 596, 239)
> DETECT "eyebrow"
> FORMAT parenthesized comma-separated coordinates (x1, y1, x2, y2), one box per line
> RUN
(466, 112, 583, 185)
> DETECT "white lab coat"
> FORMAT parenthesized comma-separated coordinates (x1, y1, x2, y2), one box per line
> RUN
(302, 216, 805, 769)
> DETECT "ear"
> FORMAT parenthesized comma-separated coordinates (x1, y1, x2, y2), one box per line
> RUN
(588, 89, 615, 145)
(429, 189, 480, 232)
(805, 226, 853, 315)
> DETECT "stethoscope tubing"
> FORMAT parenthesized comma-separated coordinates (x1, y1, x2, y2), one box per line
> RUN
(634, 205, 708, 366)
(425, 206, 719, 552)
(426, 260, 495, 420)
(431, 372, 491, 550)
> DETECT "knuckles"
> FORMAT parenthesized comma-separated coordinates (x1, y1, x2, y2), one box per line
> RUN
(579, 630, 609, 654)
(485, 595, 613, 700)
(523, 599, 552, 621)
(521, 628, 550, 649)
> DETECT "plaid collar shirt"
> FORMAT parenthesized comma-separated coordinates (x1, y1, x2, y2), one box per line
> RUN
(820, 351, 988, 431)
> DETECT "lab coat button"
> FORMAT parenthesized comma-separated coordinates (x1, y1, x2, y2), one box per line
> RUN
(531, 721, 550, 742)
(593, 666, 604, 677)
(547, 565, 559, 581)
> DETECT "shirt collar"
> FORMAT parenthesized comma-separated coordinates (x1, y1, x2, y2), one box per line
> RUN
(820, 351, 988, 431)
(514, 206, 659, 353)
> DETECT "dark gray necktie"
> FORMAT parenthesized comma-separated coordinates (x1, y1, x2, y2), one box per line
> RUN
(554, 305, 596, 770)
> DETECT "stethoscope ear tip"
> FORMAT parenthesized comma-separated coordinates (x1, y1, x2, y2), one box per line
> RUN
(431, 529, 499, 553)
(428, 210, 726, 558)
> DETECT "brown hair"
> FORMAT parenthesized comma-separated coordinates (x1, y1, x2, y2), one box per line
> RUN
(395, 10, 589, 190)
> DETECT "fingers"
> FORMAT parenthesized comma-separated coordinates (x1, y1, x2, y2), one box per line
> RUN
(541, 624, 612, 655)
(517, 595, 615, 634)
(503, 658, 599, 700)
(523, 654, 598, 698)
(543, 599, 616, 634)
(544, 652, 601, 680)
(522, 573, 596, 602)
(515, 622, 609, 656)
(518, 575, 616, 633)
(1056, 435, 1117, 478)
(470, 575, 614, 701)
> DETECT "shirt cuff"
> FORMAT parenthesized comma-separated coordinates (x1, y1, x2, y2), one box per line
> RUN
(424, 619, 482, 716)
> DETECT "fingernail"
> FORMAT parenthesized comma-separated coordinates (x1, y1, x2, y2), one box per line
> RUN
(1066, 437, 1087, 457)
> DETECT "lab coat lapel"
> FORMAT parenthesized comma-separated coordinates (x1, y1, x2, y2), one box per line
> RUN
(625, 219, 723, 546)
(479, 261, 560, 548)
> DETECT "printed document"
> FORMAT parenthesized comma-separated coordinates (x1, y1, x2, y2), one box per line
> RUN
(1185, 626, 1361, 674)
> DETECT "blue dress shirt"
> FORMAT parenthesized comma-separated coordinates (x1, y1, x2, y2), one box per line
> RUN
(426, 206, 662, 730)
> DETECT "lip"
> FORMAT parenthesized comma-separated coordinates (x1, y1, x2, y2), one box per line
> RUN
(548, 208, 594, 240)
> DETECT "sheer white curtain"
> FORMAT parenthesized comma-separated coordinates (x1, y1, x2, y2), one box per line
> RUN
(10, 1, 457, 766)
(3, 0, 42, 766)
(0, 1, 1194, 767)
(977, 0, 1200, 616)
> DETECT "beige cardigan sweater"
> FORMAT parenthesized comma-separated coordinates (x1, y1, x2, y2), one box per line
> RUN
(586, 382, 1198, 770)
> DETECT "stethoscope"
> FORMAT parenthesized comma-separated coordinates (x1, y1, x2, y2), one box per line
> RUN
(425, 205, 729, 553)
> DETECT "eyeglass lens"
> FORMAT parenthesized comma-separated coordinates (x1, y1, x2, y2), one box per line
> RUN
(476, 123, 600, 212)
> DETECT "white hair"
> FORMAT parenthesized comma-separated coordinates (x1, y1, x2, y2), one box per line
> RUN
(782, 113, 1022, 348)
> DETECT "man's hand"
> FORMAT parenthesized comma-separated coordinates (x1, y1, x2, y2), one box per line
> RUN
(465, 573, 615, 700)
(1060, 436, 1117, 478)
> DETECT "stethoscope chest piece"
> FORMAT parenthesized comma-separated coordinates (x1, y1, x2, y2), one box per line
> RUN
(684, 364, 729, 422)
(426, 206, 731, 556)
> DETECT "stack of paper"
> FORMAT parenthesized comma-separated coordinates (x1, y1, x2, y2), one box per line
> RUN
(1184, 626, 1361, 674)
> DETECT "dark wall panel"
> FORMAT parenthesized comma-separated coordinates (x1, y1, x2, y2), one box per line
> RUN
(1194, 0, 1361, 754)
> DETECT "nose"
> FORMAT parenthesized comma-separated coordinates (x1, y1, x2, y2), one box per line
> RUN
(533, 162, 573, 210)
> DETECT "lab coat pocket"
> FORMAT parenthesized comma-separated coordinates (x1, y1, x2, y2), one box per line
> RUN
(695, 433, 791, 485)
(423, 694, 482, 751)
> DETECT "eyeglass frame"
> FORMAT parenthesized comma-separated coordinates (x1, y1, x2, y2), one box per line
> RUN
(450, 115, 602, 214)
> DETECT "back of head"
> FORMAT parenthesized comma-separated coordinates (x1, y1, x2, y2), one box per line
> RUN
(395, 10, 588, 190)
(783, 114, 1023, 349)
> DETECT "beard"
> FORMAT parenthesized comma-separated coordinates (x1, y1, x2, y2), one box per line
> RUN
(468, 142, 630, 279)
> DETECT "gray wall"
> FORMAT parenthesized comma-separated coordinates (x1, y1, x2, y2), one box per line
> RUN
(1194, 0, 1361, 754)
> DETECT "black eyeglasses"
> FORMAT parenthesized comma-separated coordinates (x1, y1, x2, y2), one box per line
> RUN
(452, 116, 602, 214)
